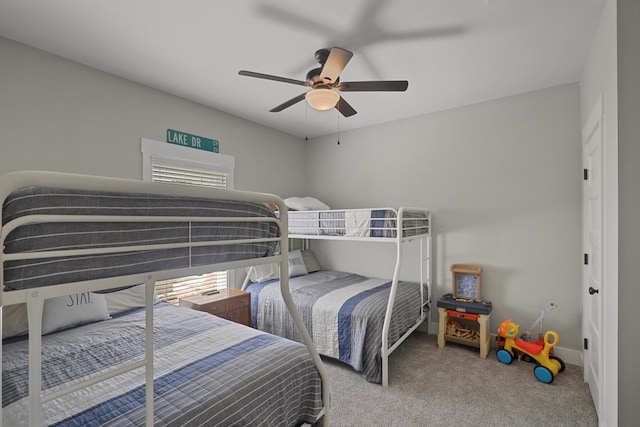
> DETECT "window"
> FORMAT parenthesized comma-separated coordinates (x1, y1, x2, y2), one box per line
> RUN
(151, 163, 228, 188)
(141, 138, 235, 304)
(154, 271, 228, 306)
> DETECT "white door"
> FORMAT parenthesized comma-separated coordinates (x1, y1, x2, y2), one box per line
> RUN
(582, 96, 604, 417)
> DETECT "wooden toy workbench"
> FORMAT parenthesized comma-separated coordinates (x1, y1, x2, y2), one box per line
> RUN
(437, 307, 492, 359)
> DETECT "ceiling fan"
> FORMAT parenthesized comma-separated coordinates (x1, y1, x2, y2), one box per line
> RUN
(238, 47, 408, 117)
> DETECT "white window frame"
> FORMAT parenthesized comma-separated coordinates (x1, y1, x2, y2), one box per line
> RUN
(141, 138, 234, 188)
(140, 138, 236, 301)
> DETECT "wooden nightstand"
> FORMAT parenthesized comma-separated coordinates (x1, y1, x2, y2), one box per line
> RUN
(179, 289, 251, 327)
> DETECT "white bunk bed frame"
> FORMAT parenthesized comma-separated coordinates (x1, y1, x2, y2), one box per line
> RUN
(289, 207, 432, 387)
(0, 171, 329, 427)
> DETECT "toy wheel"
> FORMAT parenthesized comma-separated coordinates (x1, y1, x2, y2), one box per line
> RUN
(496, 348, 514, 365)
(550, 355, 566, 373)
(534, 365, 555, 384)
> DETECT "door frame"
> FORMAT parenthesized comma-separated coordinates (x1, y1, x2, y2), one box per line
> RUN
(582, 93, 617, 426)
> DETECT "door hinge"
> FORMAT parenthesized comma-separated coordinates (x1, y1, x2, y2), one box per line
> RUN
(584, 338, 589, 350)
(584, 253, 589, 265)
(584, 168, 588, 180)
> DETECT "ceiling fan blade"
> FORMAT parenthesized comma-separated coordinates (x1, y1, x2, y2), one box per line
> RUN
(269, 93, 307, 112)
(335, 96, 357, 117)
(319, 47, 353, 84)
(239, 70, 310, 87)
(336, 80, 408, 92)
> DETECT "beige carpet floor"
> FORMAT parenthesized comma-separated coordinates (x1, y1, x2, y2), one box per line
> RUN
(322, 332, 598, 426)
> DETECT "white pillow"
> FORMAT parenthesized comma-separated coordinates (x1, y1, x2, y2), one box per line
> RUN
(247, 250, 308, 282)
(288, 249, 308, 277)
(284, 196, 330, 211)
(103, 284, 158, 315)
(301, 249, 322, 273)
(42, 292, 111, 335)
(2, 304, 29, 339)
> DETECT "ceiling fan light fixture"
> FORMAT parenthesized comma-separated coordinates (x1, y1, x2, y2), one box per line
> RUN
(305, 88, 339, 111)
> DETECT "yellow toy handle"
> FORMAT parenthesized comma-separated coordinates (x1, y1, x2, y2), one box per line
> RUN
(544, 330, 559, 348)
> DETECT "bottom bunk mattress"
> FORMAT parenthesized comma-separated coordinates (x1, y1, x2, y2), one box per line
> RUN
(2, 304, 323, 426)
(246, 270, 426, 384)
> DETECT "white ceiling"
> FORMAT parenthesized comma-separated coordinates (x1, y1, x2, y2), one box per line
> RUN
(0, 0, 604, 139)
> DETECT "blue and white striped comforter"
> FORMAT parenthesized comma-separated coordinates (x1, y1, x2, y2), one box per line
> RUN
(2, 304, 322, 426)
(247, 270, 424, 384)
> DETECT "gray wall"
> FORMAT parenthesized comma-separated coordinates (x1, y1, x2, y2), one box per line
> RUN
(306, 84, 584, 356)
(2, 37, 585, 361)
(617, 0, 640, 424)
(0, 37, 306, 197)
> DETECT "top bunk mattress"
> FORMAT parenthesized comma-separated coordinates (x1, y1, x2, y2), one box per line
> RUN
(1, 186, 280, 291)
(288, 207, 430, 238)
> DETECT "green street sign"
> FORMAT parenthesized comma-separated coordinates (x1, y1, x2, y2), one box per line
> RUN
(167, 129, 219, 153)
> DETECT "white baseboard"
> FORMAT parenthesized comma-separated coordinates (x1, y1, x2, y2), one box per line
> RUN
(551, 345, 583, 367)
(429, 321, 584, 367)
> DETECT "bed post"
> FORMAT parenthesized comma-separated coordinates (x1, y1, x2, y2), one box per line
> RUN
(144, 275, 155, 427)
(426, 219, 432, 334)
(26, 291, 45, 426)
(380, 211, 405, 388)
(418, 214, 432, 335)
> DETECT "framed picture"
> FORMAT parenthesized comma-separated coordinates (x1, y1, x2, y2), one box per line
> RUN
(451, 264, 483, 301)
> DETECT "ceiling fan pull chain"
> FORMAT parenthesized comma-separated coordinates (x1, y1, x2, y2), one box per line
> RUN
(305, 105, 309, 141)
(337, 111, 340, 145)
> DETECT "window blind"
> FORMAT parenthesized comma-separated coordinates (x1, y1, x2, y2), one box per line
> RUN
(152, 160, 230, 304)
(152, 163, 228, 188)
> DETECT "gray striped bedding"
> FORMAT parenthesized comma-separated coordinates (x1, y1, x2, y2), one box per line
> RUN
(319, 210, 345, 235)
(2, 187, 280, 290)
(288, 211, 323, 235)
(246, 270, 424, 384)
(288, 209, 429, 238)
(2, 304, 322, 426)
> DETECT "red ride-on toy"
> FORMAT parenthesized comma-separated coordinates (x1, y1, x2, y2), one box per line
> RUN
(496, 319, 565, 384)
(496, 303, 557, 362)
